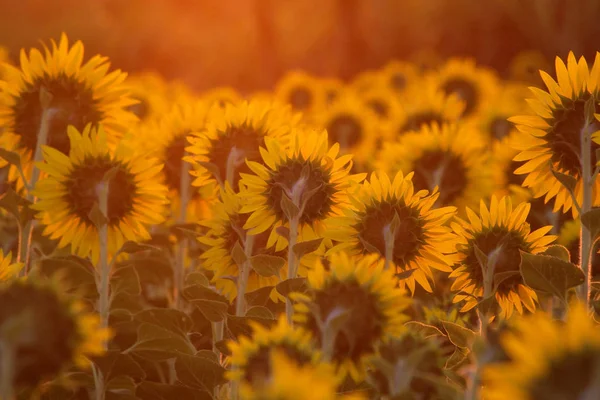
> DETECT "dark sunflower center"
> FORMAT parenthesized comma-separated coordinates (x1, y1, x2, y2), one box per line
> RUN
(163, 134, 199, 200)
(367, 99, 388, 118)
(547, 96, 600, 177)
(265, 159, 335, 225)
(411, 150, 468, 206)
(13, 74, 102, 155)
(327, 114, 363, 151)
(355, 200, 425, 266)
(390, 73, 407, 92)
(207, 123, 266, 191)
(127, 97, 149, 120)
(490, 117, 514, 140)
(307, 280, 384, 362)
(288, 87, 312, 111)
(528, 349, 600, 400)
(442, 78, 478, 116)
(65, 156, 136, 226)
(400, 111, 445, 134)
(242, 343, 312, 384)
(463, 227, 530, 295)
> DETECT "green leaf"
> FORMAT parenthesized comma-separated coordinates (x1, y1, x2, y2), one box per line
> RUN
(134, 308, 194, 336)
(226, 315, 277, 339)
(106, 375, 137, 397)
(214, 340, 232, 357)
(441, 321, 476, 349)
(35, 255, 97, 299)
(170, 223, 201, 242)
(111, 265, 141, 298)
(582, 208, 600, 243)
(123, 323, 196, 361)
(472, 242, 488, 271)
(0, 149, 22, 168)
(585, 95, 598, 125)
(542, 244, 572, 262)
(520, 251, 585, 301)
(175, 353, 227, 391)
(292, 238, 323, 259)
(244, 286, 274, 307)
(195, 349, 219, 363)
(404, 321, 444, 338)
(551, 169, 577, 193)
(118, 241, 160, 254)
(231, 241, 247, 266)
(476, 296, 500, 316)
(136, 382, 212, 400)
(190, 299, 229, 323)
(185, 272, 210, 288)
(0, 188, 27, 222)
(444, 347, 469, 370)
(250, 254, 286, 277)
(275, 277, 307, 298)
(279, 192, 299, 220)
(183, 284, 229, 303)
(245, 306, 274, 319)
(88, 202, 108, 228)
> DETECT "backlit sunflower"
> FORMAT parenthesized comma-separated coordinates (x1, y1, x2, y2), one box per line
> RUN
(274, 70, 326, 113)
(491, 133, 532, 203)
(449, 196, 556, 319)
(133, 100, 215, 221)
(124, 71, 170, 123)
(312, 91, 380, 165)
(200, 86, 242, 109)
(428, 58, 500, 117)
(292, 252, 410, 381)
(31, 124, 168, 265)
(0, 276, 109, 388)
(510, 52, 600, 216)
(239, 128, 365, 246)
(0, 33, 137, 185)
(360, 85, 402, 122)
(226, 316, 319, 385)
(0, 249, 22, 281)
(350, 69, 384, 95)
(325, 171, 457, 294)
(476, 85, 525, 142)
(379, 60, 420, 96)
(376, 123, 492, 212)
(484, 302, 600, 400)
(509, 49, 551, 87)
(186, 99, 299, 191)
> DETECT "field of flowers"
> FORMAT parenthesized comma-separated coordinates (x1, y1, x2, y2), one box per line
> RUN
(1, 1, 600, 400)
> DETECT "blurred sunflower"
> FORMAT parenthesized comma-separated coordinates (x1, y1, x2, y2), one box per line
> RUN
(274, 70, 325, 113)
(360, 86, 402, 121)
(0, 276, 109, 388)
(227, 316, 319, 385)
(318, 77, 344, 106)
(312, 91, 380, 165)
(491, 133, 532, 203)
(199, 86, 242, 109)
(186, 99, 299, 191)
(32, 124, 168, 264)
(377, 123, 492, 212)
(0, 249, 23, 281)
(476, 85, 524, 142)
(124, 71, 170, 123)
(292, 252, 410, 381)
(0, 33, 137, 185)
(239, 128, 365, 246)
(350, 69, 384, 95)
(509, 50, 551, 87)
(134, 100, 215, 221)
(325, 171, 457, 294)
(428, 58, 500, 117)
(379, 60, 420, 96)
(449, 196, 556, 319)
(510, 52, 600, 216)
(484, 302, 600, 400)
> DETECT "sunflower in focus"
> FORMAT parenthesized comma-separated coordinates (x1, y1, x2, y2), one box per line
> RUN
(293, 252, 410, 381)
(0, 250, 23, 281)
(0, 33, 137, 185)
(326, 171, 457, 294)
(186, 99, 299, 191)
(491, 133, 532, 203)
(0, 276, 109, 388)
(484, 302, 600, 400)
(124, 71, 171, 124)
(428, 58, 500, 117)
(377, 123, 492, 212)
(227, 316, 319, 385)
(239, 128, 365, 246)
(379, 60, 420, 96)
(32, 124, 168, 264)
(510, 52, 600, 216)
(274, 70, 326, 113)
(449, 196, 556, 318)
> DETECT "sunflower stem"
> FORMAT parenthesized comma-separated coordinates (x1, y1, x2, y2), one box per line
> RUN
(286, 216, 299, 324)
(579, 112, 595, 308)
(0, 340, 15, 400)
(174, 157, 191, 310)
(236, 235, 255, 316)
(226, 147, 242, 189)
(96, 181, 110, 350)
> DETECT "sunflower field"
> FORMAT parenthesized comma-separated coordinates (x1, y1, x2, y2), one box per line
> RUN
(2, 1, 600, 399)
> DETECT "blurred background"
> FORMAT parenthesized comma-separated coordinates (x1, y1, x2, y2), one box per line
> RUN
(0, 0, 598, 92)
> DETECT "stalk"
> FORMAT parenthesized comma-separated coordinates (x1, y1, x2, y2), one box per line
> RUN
(579, 112, 594, 307)
(96, 182, 110, 345)
(285, 216, 299, 324)
(235, 235, 255, 316)
(174, 157, 190, 309)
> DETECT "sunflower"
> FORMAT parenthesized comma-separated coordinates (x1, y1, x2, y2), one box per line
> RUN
(274, 70, 326, 113)
(31, 124, 168, 265)
(226, 316, 319, 385)
(350, 69, 384, 95)
(379, 60, 420, 96)
(292, 252, 411, 381)
(239, 350, 346, 400)
(0, 249, 23, 281)
(388, 85, 466, 138)
(0, 33, 137, 185)
(376, 123, 492, 212)
(318, 77, 344, 106)
(484, 302, 600, 400)
(199, 86, 242, 109)
(0, 276, 109, 388)
(428, 57, 500, 117)
(199, 184, 286, 302)
(312, 91, 380, 165)
(476, 84, 525, 142)
(186, 99, 299, 191)
(132, 100, 215, 221)
(449, 196, 556, 319)
(359, 85, 402, 121)
(491, 133, 533, 203)
(239, 128, 365, 247)
(509, 49, 552, 87)
(510, 52, 600, 216)
(124, 71, 171, 123)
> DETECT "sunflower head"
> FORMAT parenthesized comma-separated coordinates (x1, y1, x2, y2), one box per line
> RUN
(0, 33, 137, 185)
(379, 60, 420, 95)
(0, 275, 109, 389)
(200, 87, 243, 109)
(491, 133, 533, 203)
(510, 52, 600, 216)
(32, 124, 168, 264)
(484, 302, 600, 400)
(450, 196, 557, 319)
(292, 252, 411, 382)
(509, 50, 552, 87)
(124, 71, 170, 123)
(274, 70, 326, 113)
